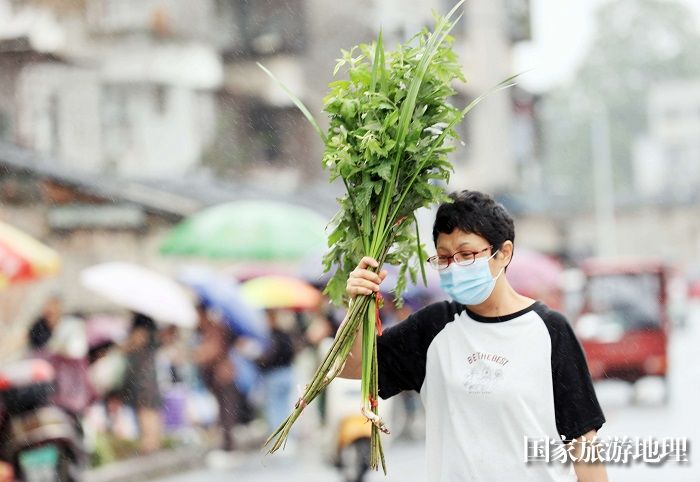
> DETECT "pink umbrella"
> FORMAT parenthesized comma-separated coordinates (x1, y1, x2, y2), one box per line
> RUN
(506, 249, 563, 300)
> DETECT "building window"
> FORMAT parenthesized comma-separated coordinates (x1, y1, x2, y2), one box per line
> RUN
(218, 0, 306, 57)
(249, 104, 283, 163)
(100, 85, 132, 169)
(505, 0, 531, 42)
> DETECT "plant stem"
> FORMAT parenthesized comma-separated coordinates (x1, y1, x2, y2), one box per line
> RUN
(264, 294, 370, 451)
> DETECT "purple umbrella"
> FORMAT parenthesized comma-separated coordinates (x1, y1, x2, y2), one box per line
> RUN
(178, 267, 268, 342)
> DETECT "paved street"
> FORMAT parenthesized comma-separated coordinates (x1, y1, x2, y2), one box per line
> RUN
(157, 303, 700, 482)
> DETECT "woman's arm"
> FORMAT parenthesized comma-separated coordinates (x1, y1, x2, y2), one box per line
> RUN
(571, 429, 609, 482)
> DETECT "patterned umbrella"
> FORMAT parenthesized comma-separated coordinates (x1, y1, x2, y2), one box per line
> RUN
(241, 275, 322, 310)
(0, 221, 60, 288)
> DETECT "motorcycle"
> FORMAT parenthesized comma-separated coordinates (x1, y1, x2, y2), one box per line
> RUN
(325, 377, 372, 482)
(320, 339, 394, 482)
(0, 317, 94, 481)
(0, 358, 86, 482)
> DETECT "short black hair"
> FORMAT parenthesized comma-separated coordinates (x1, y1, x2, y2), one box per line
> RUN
(28, 318, 52, 349)
(432, 190, 515, 250)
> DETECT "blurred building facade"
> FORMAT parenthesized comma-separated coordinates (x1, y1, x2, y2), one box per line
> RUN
(2, 0, 539, 189)
(634, 78, 700, 199)
(449, 0, 539, 195)
(1, 0, 221, 180)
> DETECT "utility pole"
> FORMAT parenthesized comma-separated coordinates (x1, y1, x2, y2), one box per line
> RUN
(591, 103, 617, 257)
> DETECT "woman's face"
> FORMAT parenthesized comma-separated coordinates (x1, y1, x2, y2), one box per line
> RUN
(435, 229, 512, 276)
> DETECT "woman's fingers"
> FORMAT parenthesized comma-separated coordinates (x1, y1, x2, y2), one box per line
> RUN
(350, 266, 383, 284)
(347, 278, 380, 297)
(347, 257, 387, 298)
(357, 256, 379, 270)
(347, 286, 373, 297)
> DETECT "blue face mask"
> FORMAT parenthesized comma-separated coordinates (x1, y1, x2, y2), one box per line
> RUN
(439, 251, 504, 306)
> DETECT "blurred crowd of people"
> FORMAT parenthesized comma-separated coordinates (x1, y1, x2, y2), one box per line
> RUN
(17, 290, 374, 463)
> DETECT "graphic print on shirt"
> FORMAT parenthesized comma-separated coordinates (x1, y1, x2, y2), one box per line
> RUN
(463, 352, 510, 394)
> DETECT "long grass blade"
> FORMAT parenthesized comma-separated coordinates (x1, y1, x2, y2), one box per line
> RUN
(461, 73, 520, 117)
(370, 7, 464, 256)
(384, 73, 519, 237)
(413, 213, 428, 287)
(370, 29, 384, 93)
(393, 12, 461, 161)
(257, 62, 327, 143)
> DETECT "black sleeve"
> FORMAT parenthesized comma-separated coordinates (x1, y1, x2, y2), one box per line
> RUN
(376, 301, 456, 400)
(540, 307, 607, 443)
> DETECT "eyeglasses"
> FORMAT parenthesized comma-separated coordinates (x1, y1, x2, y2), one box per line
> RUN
(426, 246, 493, 270)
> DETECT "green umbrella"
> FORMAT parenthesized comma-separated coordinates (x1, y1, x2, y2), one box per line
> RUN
(160, 200, 328, 261)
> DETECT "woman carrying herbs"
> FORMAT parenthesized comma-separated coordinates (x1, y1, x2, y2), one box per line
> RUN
(342, 190, 610, 482)
(258, 3, 609, 479)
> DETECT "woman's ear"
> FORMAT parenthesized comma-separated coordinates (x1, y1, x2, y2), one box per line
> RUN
(499, 241, 514, 266)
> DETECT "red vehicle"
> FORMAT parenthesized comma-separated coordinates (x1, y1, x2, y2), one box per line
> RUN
(574, 258, 670, 400)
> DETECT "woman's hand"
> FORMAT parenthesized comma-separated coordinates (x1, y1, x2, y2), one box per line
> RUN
(338, 256, 388, 380)
(346, 256, 388, 298)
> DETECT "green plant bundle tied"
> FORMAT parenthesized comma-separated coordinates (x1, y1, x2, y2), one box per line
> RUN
(258, 1, 515, 473)
(321, 18, 468, 307)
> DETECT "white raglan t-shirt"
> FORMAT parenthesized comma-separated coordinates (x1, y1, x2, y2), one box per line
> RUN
(376, 301, 606, 482)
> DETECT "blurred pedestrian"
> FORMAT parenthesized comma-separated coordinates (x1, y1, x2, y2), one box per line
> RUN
(157, 325, 190, 432)
(256, 309, 295, 432)
(304, 302, 339, 348)
(193, 303, 241, 452)
(27, 294, 63, 352)
(157, 325, 187, 389)
(303, 304, 340, 425)
(104, 390, 139, 440)
(121, 313, 162, 454)
(47, 314, 96, 417)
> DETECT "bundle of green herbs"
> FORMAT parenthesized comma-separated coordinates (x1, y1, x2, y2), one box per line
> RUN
(260, 1, 514, 473)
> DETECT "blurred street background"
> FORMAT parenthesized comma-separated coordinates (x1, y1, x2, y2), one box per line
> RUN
(1, 0, 700, 481)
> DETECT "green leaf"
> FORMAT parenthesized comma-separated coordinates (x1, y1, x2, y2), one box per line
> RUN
(327, 224, 345, 247)
(374, 162, 392, 181)
(355, 183, 373, 212)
